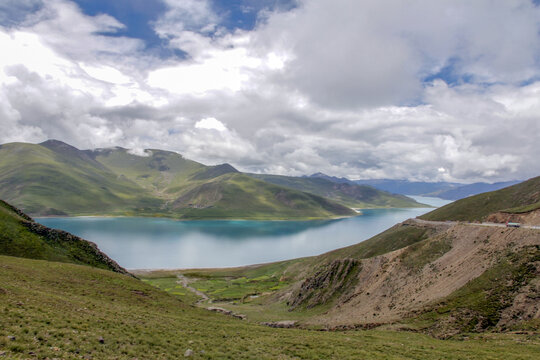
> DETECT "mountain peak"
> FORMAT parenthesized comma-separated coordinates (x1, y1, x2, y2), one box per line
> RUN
(190, 163, 239, 181)
(308, 172, 352, 184)
(40, 139, 78, 151)
(39, 139, 106, 169)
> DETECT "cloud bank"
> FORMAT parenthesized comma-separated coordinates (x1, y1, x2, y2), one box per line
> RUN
(1, 0, 539, 182)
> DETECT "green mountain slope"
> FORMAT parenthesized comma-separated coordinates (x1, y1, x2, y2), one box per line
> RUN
(0, 141, 355, 219)
(170, 173, 354, 219)
(91, 146, 353, 219)
(419, 176, 540, 222)
(250, 173, 424, 208)
(0, 200, 128, 274)
(0, 141, 162, 216)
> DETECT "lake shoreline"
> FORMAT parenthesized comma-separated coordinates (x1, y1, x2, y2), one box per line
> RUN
(36, 200, 450, 270)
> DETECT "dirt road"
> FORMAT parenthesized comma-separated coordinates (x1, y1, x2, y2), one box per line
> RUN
(412, 217, 540, 230)
(176, 274, 209, 304)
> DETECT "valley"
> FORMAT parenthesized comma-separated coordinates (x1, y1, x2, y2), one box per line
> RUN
(0, 176, 539, 358)
(1, 2, 539, 358)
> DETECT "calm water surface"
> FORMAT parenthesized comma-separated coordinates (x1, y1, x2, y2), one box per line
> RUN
(37, 196, 451, 269)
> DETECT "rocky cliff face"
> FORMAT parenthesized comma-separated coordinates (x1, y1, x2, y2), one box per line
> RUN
(287, 258, 360, 310)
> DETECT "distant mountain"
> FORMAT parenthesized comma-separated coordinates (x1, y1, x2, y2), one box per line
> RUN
(251, 174, 424, 208)
(434, 181, 521, 200)
(0, 140, 355, 220)
(352, 178, 460, 196)
(304, 172, 352, 184)
(420, 176, 540, 222)
(309, 174, 523, 201)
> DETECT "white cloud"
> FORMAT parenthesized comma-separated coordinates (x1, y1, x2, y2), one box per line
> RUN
(127, 148, 151, 157)
(154, 0, 219, 38)
(1, 0, 540, 183)
(148, 45, 259, 94)
(79, 64, 131, 85)
(195, 117, 227, 131)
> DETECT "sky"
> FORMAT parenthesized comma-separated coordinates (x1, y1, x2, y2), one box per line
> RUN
(1, 0, 539, 183)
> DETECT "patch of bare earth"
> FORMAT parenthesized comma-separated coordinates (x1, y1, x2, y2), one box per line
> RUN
(292, 223, 540, 327)
(486, 209, 540, 226)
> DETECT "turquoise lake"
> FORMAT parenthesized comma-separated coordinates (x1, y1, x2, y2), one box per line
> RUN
(37, 196, 451, 269)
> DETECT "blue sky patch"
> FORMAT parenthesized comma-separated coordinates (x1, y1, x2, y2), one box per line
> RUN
(70, 0, 297, 58)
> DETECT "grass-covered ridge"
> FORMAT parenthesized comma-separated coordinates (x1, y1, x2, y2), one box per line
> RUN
(249, 173, 424, 208)
(0, 200, 128, 274)
(420, 176, 540, 222)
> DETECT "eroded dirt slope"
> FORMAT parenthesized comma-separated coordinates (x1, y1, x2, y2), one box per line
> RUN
(486, 209, 540, 225)
(285, 222, 540, 329)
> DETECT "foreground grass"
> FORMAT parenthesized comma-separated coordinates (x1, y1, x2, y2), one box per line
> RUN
(2, 255, 539, 359)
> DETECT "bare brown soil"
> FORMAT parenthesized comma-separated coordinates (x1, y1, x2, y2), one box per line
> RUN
(486, 209, 540, 226)
(285, 223, 540, 327)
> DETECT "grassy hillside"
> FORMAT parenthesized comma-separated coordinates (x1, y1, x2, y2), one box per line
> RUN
(0, 141, 355, 219)
(420, 176, 540, 222)
(171, 173, 354, 219)
(3, 256, 538, 359)
(0, 141, 162, 216)
(0, 200, 128, 274)
(249, 173, 424, 208)
(89, 146, 207, 196)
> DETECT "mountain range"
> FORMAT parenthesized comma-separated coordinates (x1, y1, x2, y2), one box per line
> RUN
(0, 140, 422, 220)
(309, 173, 521, 200)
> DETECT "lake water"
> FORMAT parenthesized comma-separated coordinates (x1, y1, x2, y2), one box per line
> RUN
(37, 196, 451, 269)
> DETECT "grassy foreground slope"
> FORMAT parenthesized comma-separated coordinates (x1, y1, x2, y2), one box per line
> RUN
(2, 256, 540, 359)
(420, 176, 540, 222)
(0, 200, 128, 274)
(249, 173, 424, 208)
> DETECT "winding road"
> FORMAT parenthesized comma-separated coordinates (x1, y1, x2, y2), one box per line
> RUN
(412, 218, 540, 230)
